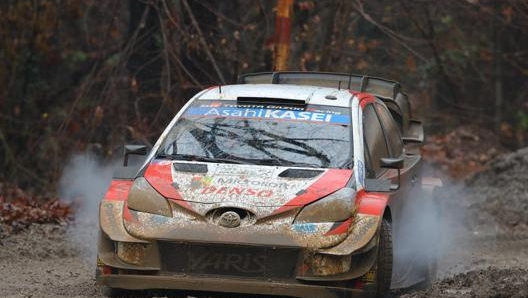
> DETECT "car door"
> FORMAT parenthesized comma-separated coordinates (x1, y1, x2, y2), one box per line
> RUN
(363, 104, 388, 179)
(374, 102, 424, 287)
(362, 102, 403, 179)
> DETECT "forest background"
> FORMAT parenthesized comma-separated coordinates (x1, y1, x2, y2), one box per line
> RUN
(1, 0, 527, 195)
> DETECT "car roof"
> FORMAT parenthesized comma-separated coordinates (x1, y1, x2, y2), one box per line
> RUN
(196, 84, 355, 108)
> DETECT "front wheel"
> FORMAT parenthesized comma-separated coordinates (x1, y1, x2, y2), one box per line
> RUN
(373, 219, 393, 298)
(103, 287, 135, 298)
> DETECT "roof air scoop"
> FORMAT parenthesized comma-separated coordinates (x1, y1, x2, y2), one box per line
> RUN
(236, 96, 307, 106)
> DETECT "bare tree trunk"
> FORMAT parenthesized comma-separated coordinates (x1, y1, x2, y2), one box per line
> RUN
(274, 0, 294, 71)
(494, 14, 503, 132)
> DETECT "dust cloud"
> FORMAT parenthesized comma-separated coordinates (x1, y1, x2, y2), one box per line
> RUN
(392, 164, 476, 284)
(58, 152, 119, 262)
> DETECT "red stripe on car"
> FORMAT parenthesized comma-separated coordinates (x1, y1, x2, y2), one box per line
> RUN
(144, 161, 193, 211)
(355, 189, 389, 216)
(325, 218, 353, 236)
(359, 94, 376, 109)
(271, 169, 352, 215)
(103, 180, 133, 201)
(123, 202, 135, 222)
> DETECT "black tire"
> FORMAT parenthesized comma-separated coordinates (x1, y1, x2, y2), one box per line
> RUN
(103, 287, 135, 298)
(374, 219, 393, 298)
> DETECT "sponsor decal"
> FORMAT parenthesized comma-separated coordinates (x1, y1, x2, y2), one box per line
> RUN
(190, 176, 213, 189)
(200, 185, 273, 197)
(216, 177, 288, 189)
(357, 159, 365, 186)
(184, 107, 350, 124)
(188, 251, 265, 273)
(293, 223, 317, 234)
(214, 166, 275, 178)
(189, 176, 288, 197)
(151, 214, 171, 224)
(199, 102, 346, 115)
(209, 101, 222, 107)
(361, 270, 376, 282)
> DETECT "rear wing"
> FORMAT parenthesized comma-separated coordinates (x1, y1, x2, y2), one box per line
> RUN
(238, 71, 401, 100)
(238, 71, 422, 143)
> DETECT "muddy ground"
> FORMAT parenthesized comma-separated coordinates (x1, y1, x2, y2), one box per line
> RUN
(1, 149, 528, 298)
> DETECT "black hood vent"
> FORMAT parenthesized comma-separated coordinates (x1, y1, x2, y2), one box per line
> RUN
(173, 163, 208, 173)
(279, 168, 323, 178)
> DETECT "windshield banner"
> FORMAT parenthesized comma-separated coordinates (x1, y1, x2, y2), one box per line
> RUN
(184, 105, 350, 125)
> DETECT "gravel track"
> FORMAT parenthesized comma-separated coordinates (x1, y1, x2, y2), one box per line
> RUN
(2, 149, 528, 298)
(1, 223, 526, 298)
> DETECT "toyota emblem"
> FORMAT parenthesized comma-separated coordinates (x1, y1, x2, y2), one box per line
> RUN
(218, 211, 241, 228)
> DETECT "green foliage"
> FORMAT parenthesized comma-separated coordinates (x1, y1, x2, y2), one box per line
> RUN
(440, 15, 453, 25)
(517, 111, 528, 131)
(68, 51, 89, 63)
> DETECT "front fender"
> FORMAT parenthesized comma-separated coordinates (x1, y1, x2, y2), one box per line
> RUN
(320, 190, 389, 256)
(99, 179, 146, 242)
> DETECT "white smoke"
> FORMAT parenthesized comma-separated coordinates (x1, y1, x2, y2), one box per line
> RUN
(58, 152, 119, 262)
(391, 163, 475, 285)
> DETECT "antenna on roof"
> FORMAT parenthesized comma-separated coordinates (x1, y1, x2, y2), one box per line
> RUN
(218, 84, 222, 94)
(347, 74, 352, 89)
(338, 81, 341, 90)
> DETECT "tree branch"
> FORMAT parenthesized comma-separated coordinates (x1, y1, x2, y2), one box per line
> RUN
(181, 0, 226, 84)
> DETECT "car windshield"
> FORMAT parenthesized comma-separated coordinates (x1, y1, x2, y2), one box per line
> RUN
(156, 100, 352, 168)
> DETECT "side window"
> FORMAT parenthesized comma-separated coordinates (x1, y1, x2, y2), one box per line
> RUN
(374, 104, 403, 157)
(363, 105, 390, 176)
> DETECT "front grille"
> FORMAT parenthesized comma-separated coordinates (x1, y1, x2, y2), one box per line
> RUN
(159, 242, 300, 280)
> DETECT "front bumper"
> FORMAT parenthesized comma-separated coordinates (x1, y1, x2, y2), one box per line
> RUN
(97, 231, 379, 298)
(97, 273, 375, 298)
(97, 200, 381, 297)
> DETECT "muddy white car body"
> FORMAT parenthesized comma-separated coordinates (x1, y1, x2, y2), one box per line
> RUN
(96, 72, 438, 298)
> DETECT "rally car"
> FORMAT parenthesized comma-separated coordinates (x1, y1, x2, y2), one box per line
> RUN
(96, 72, 439, 298)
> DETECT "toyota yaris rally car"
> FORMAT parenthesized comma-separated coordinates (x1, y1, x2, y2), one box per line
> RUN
(96, 72, 440, 298)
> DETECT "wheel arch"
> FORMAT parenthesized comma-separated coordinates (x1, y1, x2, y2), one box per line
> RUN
(383, 206, 392, 222)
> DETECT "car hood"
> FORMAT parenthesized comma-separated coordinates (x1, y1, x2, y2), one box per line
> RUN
(142, 159, 353, 209)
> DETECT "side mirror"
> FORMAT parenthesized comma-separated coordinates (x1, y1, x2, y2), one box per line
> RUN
(380, 157, 404, 170)
(382, 157, 404, 191)
(123, 144, 149, 166)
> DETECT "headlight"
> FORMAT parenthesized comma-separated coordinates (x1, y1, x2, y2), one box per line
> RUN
(127, 177, 172, 217)
(294, 188, 356, 223)
(116, 242, 149, 265)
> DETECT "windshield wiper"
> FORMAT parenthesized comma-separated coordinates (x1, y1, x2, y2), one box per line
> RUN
(251, 158, 283, 166)
(156, 154, 245, 164)
(286, 162, 320, 168)
(340, 160, 354, 169)
(250, 159, 320, 168)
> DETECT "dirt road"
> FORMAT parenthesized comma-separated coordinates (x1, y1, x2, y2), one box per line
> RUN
(1, 220, 527, 298)
(2, 149, 528, 298)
